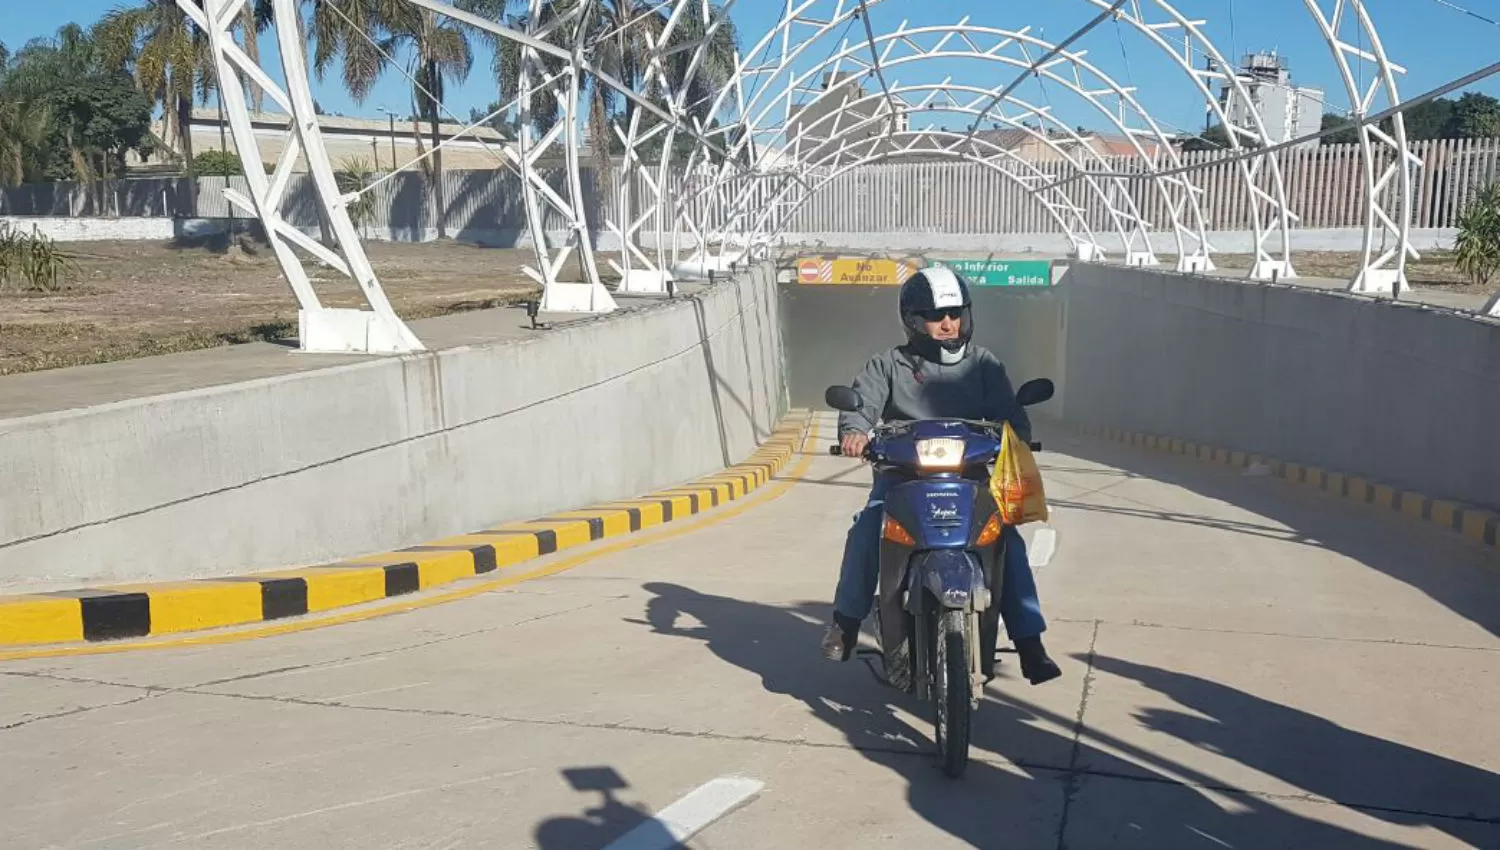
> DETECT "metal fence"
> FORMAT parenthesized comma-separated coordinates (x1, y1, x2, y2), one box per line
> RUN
(778, 138, 1500, 236)
(3, 138, 1497, 237)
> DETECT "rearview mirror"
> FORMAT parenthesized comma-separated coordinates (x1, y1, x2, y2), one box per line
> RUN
(825, 385, 863, 412)
(1015, 378, 1055, 407)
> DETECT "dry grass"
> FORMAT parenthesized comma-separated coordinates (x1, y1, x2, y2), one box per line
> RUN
(0, 236, 572, 375)
(1164, 249, 1491, 295)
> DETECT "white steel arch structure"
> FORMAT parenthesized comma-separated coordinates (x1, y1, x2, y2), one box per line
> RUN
(686, 23, 1221, 272)
(1304, 0, 1420, 294)
(189, 0, 1455, 353)
(1079, 0, 1299, 281)
(777, 82, 1161, 258)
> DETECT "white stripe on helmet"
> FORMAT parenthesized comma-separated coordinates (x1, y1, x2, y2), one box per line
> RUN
(924, 266, 964, 308)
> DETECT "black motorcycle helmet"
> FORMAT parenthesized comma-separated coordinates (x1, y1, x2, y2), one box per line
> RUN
(898, 265, 974, 364)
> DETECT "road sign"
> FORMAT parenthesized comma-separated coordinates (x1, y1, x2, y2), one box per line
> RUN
(934, 258, 1054, 287)
(796, 258, 832, 283)
(796, 256, 918, 285)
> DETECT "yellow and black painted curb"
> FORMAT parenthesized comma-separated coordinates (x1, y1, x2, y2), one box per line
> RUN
(0, 411, 814, 648)
(1077, 423, 1500, 552)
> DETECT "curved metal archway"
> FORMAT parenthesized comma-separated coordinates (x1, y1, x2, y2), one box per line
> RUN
(678, 23, 1217, 273)
(1080, 0, 1299, 280)
(771, 82, 1160, 258)
(190, 0, 1446, 352)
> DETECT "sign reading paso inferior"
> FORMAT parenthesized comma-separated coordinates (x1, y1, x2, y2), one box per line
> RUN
(796, 256, 919, 286)
(933, 258, 1055, 287)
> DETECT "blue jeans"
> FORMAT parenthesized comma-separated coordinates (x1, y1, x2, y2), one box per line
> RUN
(832, 472, 1047, 641)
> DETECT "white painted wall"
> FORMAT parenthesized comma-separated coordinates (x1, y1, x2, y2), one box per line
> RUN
(1, 216, 175, 242)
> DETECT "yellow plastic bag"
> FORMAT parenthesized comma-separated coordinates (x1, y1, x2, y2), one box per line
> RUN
(991, 422, 1049, 526)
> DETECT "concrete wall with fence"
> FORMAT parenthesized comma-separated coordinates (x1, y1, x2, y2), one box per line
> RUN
(3, 139, 1496, 251)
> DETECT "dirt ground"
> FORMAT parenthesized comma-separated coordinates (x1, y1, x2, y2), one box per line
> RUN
(2, 238, 1492, 377)
(0, 237, 581, 375)
(1167, 250, 1492, 295)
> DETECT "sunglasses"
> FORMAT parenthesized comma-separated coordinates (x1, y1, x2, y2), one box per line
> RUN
(918, 307, 965, 322)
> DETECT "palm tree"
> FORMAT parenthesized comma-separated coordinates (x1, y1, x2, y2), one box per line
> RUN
(9, 26, 109, 184)
(307, 0, 474, 239)
(2, 25, 149, 190)
(0, 44, 54, 186)
(471, 0, 738, 175)
(95, 1, 218, 174)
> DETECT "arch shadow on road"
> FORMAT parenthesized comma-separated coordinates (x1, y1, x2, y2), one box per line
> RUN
(593, 581, 1500, 849)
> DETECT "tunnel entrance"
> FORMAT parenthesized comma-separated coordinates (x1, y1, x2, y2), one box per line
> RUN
(775, 260, 1069, 413)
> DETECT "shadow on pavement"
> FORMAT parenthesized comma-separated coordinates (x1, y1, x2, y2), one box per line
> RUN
(1084, 654, 1500, 846)
(1051, 431, 1500, 640)
(533, 766, 677, 850)
(626, 581, 1434, 849)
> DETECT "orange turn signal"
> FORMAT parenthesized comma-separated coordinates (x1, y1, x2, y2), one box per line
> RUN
(883, 516, 916, 546)
(976, 512, 1002, 547)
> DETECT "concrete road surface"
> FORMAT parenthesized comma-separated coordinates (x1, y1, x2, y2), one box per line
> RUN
(3, 414, 1499, 849)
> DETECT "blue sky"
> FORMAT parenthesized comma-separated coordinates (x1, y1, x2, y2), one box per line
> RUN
(5, 0, 1498, 139)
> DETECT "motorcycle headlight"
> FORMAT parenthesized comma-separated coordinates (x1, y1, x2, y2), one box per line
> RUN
(914, 437, 966, 470)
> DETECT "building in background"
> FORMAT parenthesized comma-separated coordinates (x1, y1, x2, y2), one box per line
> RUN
(128, 108, 517, 174)
(785, 72, 911, 165)
(1215, 51, 1324, 147)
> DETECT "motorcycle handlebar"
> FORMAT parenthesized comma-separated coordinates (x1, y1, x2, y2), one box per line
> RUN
(832, 441, 1042, 456)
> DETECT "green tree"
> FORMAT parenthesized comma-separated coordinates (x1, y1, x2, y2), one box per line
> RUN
(1319, 113, 1360, 146)
(468, 101, 519, 137)
(0, 43, 54, 185)
(96, 1, 217, 172)
(1180, 123, 1260, 153)
(1447, 92, 1500, 139)
(34, 72, 154, 182)
(0, 26, 154, 186)
(1327, 94, 1500, 144)
(1399, 98, 1454, 141)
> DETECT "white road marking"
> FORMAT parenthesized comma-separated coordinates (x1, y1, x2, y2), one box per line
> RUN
(324, 681, 430, 701)
(603, 776, 765, 850)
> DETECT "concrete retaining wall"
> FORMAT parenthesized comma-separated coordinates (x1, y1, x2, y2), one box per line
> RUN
(1, 216, 177, 242)
(1058, 264, 1500, 511)
(0, 264, 787, 587)
(776, 262, 1497, 511)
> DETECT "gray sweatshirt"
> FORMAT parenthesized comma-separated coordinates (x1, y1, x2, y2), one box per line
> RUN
(836, 344, 1032, 443)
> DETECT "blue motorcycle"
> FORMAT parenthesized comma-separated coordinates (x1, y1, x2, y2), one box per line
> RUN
(825, 378, 1054, 778)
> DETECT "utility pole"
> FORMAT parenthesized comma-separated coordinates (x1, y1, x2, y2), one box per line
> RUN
(378, 106, 398, 172)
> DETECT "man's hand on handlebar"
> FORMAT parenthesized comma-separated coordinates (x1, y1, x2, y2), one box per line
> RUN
(840, 432, 870, 459)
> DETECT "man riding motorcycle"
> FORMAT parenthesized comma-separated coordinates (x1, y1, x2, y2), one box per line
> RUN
(820, 265, 1062, 687)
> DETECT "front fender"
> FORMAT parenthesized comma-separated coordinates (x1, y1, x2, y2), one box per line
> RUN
(909, 549, 991, 611)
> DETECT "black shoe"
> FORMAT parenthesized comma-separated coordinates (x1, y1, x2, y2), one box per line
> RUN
(820, 612, 861, 662)
(1015, 636, 1061, 685)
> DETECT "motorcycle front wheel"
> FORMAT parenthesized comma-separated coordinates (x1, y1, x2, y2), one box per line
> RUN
(932, 607, 972, 778)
